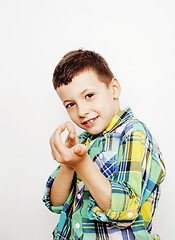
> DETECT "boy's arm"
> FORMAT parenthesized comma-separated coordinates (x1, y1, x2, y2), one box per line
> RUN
(50, 164, 74, 206)
(72, 154, 111, 211)
(49, 122, 78, 206)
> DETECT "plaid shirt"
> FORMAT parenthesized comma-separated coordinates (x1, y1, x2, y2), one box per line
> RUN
(43, 107, 165, 240)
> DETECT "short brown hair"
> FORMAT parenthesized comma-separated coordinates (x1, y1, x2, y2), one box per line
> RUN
(52, 49, 114, 89)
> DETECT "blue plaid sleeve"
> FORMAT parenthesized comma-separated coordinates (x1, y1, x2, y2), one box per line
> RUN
(87, 129, 165, 229)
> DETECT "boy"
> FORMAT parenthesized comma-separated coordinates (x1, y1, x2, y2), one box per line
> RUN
(43, 50, 165, 240)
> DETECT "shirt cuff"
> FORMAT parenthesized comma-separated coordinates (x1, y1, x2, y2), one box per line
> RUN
(87, 181, 139, 228)
(50, 186, 75, 214)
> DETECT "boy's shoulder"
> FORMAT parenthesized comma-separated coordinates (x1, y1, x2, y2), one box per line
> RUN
(118, 117, 152, 140)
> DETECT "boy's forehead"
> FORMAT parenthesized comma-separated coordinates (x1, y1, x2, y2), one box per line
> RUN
(57, 70, 107, 97)
(73, 69, 100, 83)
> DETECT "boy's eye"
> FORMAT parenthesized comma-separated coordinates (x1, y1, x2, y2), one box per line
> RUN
(85, 93, 94, 99)
(65, 102, 75, 109)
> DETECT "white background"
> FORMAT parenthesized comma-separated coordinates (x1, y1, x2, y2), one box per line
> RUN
(0, 0, 174, 239)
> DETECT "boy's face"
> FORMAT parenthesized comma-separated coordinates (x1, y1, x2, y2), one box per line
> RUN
(57, 70, 121, 135)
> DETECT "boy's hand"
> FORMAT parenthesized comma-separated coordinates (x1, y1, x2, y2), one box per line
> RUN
(50, 121, 88, 167)
(50, 121, 111, 212)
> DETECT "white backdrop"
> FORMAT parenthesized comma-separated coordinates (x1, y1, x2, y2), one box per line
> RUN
(0, 1, 174, 239)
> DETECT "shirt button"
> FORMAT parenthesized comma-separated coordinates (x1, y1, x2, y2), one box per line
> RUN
(75, 223, 80, 229)
(127, 212, 133, 218)
(77, 193, 81, 199)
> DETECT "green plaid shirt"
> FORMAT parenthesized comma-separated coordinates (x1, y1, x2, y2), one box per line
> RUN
(43, 107, 165, 240)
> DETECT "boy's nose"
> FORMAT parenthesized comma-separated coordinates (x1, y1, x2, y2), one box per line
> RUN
(78, 104, 89, 117)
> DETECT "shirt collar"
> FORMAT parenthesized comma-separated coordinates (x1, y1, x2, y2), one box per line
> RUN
(79, 106, 134, 145)
(103, 106, 134, 135)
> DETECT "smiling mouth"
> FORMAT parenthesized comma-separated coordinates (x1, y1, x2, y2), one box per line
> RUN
(82, 116, 99, 125)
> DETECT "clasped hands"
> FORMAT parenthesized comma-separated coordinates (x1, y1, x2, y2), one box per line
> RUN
(50, 121, 88, 169)
(50, 121, 111, 211)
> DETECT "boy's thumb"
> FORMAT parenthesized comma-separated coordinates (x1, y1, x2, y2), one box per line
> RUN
(73, 144, 87, 156)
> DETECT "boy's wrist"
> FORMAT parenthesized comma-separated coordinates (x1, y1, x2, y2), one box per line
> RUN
(60, 164, 74, 172)
(71, 153, 92, 173)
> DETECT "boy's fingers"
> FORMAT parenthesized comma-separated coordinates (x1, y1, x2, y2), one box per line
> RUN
(68, 132, 75, 141)
(65, 122, 79, 146)
(55, 123, 66, 136)
(50, 140, 62, 162)
(73, 144, 87, 156)
(51, 123, 65, 144)
(50, 134, 71, 162)
(65, 132, 76, 147)
(51, 147, 60, 162)
(65, 121, 76, 134)
(51, 123, 67, 153)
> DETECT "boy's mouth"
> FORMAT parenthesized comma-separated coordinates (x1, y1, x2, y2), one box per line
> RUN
(82, 116, 99, 126)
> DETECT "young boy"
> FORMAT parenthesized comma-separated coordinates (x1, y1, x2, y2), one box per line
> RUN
(43, 50, 165, 240)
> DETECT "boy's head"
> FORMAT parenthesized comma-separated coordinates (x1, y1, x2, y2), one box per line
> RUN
(53, 50, 121, 135)
(53, 49, 114, 89)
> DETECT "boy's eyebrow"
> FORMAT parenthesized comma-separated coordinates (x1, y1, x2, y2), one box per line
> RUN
(63, 88, 96, 105)
(81, 88, 96, 95)
(81, 89, 88, 95)
(63, 100, 71, 105)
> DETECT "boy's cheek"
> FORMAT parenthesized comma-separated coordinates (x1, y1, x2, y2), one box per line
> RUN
(66, 110, 75, 120)
(68, 115, 80, 127)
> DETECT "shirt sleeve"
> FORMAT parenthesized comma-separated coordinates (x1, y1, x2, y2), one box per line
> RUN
(87, 129, 164, 228)
(42, 165, 75, 214)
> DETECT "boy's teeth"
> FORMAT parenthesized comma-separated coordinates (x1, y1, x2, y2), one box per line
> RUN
(86, 119, 94, 124)
(84, 116, 98, 124)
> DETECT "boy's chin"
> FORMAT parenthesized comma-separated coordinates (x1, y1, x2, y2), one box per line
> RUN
(84, 127, 104, 135)
(79, 122, 107, 135)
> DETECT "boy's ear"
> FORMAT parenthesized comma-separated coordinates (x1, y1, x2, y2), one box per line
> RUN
(111, 78, 121, 99)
